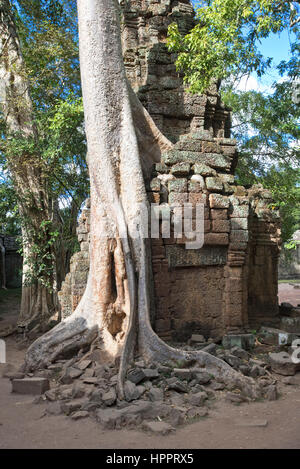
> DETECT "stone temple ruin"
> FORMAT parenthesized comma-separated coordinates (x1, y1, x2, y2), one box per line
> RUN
(58, 0, 282, 344)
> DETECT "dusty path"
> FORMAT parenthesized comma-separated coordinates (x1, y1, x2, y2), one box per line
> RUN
(0, 335, 300, 449)
(0, 286, 300, 449)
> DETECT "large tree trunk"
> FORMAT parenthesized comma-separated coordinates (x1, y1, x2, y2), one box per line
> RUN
(0, 0, 57, 330)
(25, 0, 261, 399)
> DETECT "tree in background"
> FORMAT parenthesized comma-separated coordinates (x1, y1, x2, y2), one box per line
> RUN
(168, 0, 299, 245)
(0, 0, 88, 330)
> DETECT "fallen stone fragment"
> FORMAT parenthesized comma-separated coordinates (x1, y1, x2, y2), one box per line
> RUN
(187, 391, 207, 407)
(44, 389, 59, 402)
(168, 407, 185, 426)
(249, 365, 266, 378)
(192, 370, 211, 385)
(96, 401, 152, 429)
(265, 384, 278, 401)
(96, 408, 121, 430)
(82, 377, 98, 384)
(148, 387, 164, 402)
(239, 365, 250, 376)
(249, 358, 267, 368)
(81, 368, 95, 379)
(102, 388, 116, 406)
(167, 380, 188, 393)
(201, 343, 217, 355)
(124, 380, 140, 401)
(71, 411, 89, 420)
(269, 352, 300, 376)
(11, 377, 50, 395)
(210, 381, 225, 391)
(143, 421, 174, 435)
(76, 360, 92, 371)
(224, 354, 243, 369)
(61, 398, 86, 415)
(282, 376, 298, 385)
(143, 369, 159, 380)
(188, 334, 205, 345)
(230, 346, 250, 361)
(222, 334, 255, 350)
(186, 407, 208, 420)
(127, 368, 145, 384)
(225, 392, 248, 404)
(173, 368, 192, 381)
(60, 367, 83, 384)
(260, 327, 300, 346)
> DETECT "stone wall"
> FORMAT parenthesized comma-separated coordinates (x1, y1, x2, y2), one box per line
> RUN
(121, 0, 231, 143)
(58, 200, 90, 318)
(58, 0, 281, 340)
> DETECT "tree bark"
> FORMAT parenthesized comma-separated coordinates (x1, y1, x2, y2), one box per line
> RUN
(25, 0, 261, 399)
(0, 0, 57, 330)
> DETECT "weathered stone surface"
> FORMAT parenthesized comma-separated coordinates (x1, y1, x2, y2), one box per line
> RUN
(168, 178, 187, 193)
(124, 380, 140, 401)
(193, 163, 217, 177)
(148, 387, 164, 402)
(71, 411, 89, 420)
(269, 352, 300, 376)
(166, 245, 228, 267)
(186, 407, 208, 420)
(225, 392, 248, 404)
(265, 384, 278, 401)
(230, 346, 250, 361)
(189, 334, 205, 344)
(192, 370, 211, 385)
(201, 343, 217, 355)
(143, 369, 159, 380)
(61, 398, 86, 415)
(60, 367, 83, 384)
(102, 389, 117, 406)
(222, 334, 255, 350)
(76, 360, 92, 371)
(187, 391, 207, 407)
(206, 177, 223, 192)
(127, 368, 145, 385)
(170, 162, 190, 176)
(12, 378, 50, 395)
(224, 354, 243, 369)
(173, 368, 192, 380)
(209, 194, 230, 209)
(167, 380, 188, 393)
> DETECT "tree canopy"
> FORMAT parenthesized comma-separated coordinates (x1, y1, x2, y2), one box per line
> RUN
(168, 0, 300, 244)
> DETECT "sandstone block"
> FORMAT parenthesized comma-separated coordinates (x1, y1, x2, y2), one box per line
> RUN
(206, 177, 224, 192)
(209, 194, 230, 209)
(11, 378, 50, 395)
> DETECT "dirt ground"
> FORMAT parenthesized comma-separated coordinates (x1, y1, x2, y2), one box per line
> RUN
(0, 284, 300, 449)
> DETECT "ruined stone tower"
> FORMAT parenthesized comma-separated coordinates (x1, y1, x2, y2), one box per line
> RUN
(58, 0, 281, 342)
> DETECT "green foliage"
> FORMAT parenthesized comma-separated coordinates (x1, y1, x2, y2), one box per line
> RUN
(167, 0, 299, 93)
(0, 0, 87, 287)
(224, 80, 300, 243)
